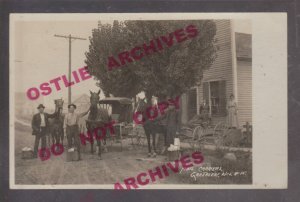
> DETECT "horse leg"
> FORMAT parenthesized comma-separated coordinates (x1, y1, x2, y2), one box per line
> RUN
(103, 134, 108, 153)
(46, 133, 50, 148)
(97, 140, 102, 160)
(87, 127, 94, 154)
(51, 132, 55, 146)
(152, 133, 157, 157)
(55, 128, 59, 146)
(146, 132, 151, 157)
(143, 125, 152, 157)
(53, 132, 59, 152)
(90, 137, 94, 154)
(58, 132, 61, 145)
(60, 128, 64, 146)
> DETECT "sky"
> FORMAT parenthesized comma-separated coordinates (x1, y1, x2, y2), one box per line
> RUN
(13, 19, 250, 108)
(14, 21, 102, 107)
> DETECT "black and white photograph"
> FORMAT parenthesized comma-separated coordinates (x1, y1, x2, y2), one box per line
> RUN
(9, 13, 287, 189)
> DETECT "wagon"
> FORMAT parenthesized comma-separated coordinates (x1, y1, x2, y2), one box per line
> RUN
(99, 97, 133, 150)
(99, 97, 133, 124)
(179, 118, 230, 151)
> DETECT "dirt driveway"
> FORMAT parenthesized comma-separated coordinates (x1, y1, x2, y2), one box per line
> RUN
(14, 122, 176, 186)
(14, 121, 252, 186)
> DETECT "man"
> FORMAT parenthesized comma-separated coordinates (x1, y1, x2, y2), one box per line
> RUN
(165, 102, 181, 148)
(31, 104, 57, 158)
(199, 100, 210, 119)
(187, 100, 211, 127)
(63, 104, 89, 160)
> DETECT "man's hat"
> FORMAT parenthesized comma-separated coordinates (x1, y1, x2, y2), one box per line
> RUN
(37, 104, 45, 109)
(68, 104, 77, 109)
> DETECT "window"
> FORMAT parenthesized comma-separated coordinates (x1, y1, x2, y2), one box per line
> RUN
(203, 80, 226, 116)
(236, 33, 252, 62)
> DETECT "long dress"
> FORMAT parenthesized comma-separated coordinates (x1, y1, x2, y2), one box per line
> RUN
(227, 100, 239, 128)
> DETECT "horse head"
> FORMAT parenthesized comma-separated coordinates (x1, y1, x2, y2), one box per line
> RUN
(90, 90, 100, 107)
(136, 97, 147, 112)
(88, 90, 101, 121)
(54, 99, 64, 112)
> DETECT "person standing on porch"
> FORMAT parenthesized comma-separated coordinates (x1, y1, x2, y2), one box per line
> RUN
(227, 94, 239, 128)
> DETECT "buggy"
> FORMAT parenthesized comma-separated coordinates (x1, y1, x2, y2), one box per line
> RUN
(98, 97, 133, 150)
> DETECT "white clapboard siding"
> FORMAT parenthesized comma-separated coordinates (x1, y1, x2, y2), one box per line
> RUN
(237, 60, 252, 126)
(198, 20, 233, 125)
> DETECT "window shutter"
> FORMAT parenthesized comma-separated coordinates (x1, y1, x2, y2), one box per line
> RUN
(188, 89, 197, 120)
(219, 80, 226, 115)
(203, 82, 209, 104)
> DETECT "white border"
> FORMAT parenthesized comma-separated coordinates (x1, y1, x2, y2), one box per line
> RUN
(9, 13, 287, 189)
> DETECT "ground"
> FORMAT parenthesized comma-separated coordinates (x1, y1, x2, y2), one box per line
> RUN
(14, 121, 252, 186)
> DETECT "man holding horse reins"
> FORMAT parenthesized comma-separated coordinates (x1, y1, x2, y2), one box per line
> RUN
(63, 104, 90, 160)
(31, 104, 58, 158)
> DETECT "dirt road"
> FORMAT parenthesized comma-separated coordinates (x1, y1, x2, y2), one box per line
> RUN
(14, 122, 173, 185)
(14, 121, 252, 186)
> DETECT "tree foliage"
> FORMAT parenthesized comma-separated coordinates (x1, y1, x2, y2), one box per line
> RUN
(85, 20, 217, 100)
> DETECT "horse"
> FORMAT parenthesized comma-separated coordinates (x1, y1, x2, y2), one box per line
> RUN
(86, 90, 110, 160)
(136, 97, 160, 157)
(48, 99, 65, 147)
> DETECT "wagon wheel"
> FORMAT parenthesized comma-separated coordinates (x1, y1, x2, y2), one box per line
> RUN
(181, 128, 195, 151)
(192, 125, 205, 151)
(213, 122, 229, 146)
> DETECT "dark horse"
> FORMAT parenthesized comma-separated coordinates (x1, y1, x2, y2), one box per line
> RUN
(135, 97, 161, 157)
(48, 99, 65, 147)
(86, 90, 110, 159)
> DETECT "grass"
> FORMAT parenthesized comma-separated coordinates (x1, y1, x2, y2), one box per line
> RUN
(166, 148, 252, 184)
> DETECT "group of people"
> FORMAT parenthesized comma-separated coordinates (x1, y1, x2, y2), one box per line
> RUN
(31, 93, 239, 159)
(31, 103, 89, 159)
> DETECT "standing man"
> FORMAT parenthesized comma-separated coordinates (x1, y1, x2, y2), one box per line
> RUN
(166, 101, 181, 148)
(63, 104, 90, 160)
(31, 104, 57, 158)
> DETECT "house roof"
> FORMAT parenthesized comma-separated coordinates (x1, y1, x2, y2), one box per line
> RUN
(73, 94, 90, 103)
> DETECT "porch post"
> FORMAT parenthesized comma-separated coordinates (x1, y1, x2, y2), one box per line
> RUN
(230, 20, 238, 101)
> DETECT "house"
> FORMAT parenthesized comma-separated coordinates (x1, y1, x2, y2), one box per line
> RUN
(180, 20, 252, 129)
(62, 94, 90, 114)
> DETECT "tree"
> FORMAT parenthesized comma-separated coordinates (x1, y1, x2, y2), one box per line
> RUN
(85, 20, 217, 101)
(85, 21, 141, 98)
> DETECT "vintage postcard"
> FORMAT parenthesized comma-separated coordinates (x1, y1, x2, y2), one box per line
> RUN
(9, 13, 287, 189)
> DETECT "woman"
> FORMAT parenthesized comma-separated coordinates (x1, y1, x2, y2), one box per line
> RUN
(227, 94, 239, 128)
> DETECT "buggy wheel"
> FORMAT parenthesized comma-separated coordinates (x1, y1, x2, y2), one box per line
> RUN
(192, 126, 204, 140)
(213, 122, 229, 146)
(192, 126, 205, 151)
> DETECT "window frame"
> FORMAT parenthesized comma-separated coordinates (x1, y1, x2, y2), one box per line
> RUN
(203, 80, 227, 117)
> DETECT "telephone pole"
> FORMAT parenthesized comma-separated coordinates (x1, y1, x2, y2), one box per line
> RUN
(54, 34, 86, 105)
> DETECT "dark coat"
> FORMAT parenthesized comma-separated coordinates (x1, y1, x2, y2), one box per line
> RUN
(31, 112, 56, 135)
(166, 108, 180, 131)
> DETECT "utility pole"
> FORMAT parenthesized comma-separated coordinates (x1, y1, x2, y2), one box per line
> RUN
(54, 34, 86, 105)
